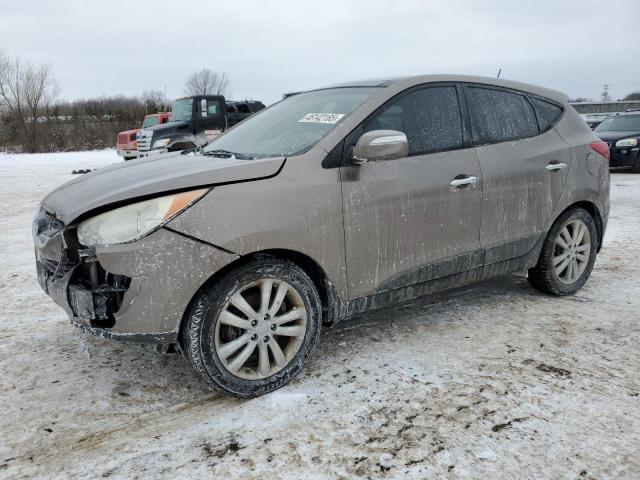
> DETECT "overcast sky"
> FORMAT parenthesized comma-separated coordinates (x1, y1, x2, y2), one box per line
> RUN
(1, 0, 639, 105)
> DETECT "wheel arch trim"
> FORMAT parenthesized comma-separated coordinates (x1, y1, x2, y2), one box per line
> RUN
(554, 200, 604, 252)
(177, 248, 341, 350)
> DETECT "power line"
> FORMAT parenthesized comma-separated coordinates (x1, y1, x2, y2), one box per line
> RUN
(562, 82, 640, 90)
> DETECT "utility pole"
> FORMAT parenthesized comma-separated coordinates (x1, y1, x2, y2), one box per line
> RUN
(601, 84, 610, 102)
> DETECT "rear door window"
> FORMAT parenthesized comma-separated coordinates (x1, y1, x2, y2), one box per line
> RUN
(207, 101, 220, 115)
(364, 86, 463, 155)
(466, 87, 538, 144)
(530, 97, 563, 131)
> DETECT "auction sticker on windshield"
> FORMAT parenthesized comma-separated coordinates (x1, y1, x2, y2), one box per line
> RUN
(299, 113, 345, 124)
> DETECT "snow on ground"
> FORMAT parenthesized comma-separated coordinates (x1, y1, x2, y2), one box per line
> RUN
(0, 151, 639, 479)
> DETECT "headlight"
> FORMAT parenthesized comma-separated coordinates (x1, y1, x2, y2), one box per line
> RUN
(153, 138, 171, 149)
(615, 138, 638, 148)
(77, 189, 208, 246)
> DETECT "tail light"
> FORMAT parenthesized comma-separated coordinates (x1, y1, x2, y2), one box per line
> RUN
(590, 141, 610, 161)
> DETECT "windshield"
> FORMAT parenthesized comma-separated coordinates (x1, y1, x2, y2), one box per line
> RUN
(203, 87, 378, 158)
(172, 99, 193, 122)
(141, 115, 160, 128)
(595, 115, 640, 132)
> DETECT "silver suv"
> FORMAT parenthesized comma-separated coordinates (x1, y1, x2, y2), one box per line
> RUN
(33, 75, 610, 398)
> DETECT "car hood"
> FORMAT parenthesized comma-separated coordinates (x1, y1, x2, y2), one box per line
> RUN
(595, 130, 640, 142)
(143, 120, 189, 134)
(42, 153, 286, 224)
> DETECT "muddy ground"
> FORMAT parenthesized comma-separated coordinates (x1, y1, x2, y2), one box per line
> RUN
(0, 151, 638, 479)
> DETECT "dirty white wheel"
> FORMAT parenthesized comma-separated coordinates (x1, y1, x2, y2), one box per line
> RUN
(528, 208, 598, 296)
(182, 256, 321, 398)
(215, 279, 308, 380)
(553, 219, 592, 284)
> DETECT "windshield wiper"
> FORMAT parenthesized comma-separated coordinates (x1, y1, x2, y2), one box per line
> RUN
(202, 149, 254, 160)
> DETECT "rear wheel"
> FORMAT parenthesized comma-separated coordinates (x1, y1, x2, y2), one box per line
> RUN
(182, 257, 322, 398)
(528, 208, 598, 295)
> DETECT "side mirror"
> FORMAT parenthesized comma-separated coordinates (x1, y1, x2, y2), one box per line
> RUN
(352, 130, 408, 164)
(201, 99, 208, 118)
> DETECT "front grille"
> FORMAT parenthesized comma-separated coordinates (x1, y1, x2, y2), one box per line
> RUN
(136, 130, 152, 151)
(34, 209, 64, 239)
(34, 206, 131, 327)
(34, 207, 77, 280)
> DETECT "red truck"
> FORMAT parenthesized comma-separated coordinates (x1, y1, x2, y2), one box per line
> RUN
(116, 112, 171, 160)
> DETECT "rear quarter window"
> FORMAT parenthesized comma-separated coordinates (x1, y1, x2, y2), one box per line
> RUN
(466, 87, 539, 144)
(530, 97, 563, 131)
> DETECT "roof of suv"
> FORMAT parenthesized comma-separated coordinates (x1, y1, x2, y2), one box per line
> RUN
(321, 74, 568, 104)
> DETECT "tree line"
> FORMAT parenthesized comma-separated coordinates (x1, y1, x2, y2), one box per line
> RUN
(0, 51, 230, 153)
(3, 91, 173, 153)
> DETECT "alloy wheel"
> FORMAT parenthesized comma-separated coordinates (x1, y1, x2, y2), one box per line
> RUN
(214, 278, 307, 380)
(552, 219, 591, 284)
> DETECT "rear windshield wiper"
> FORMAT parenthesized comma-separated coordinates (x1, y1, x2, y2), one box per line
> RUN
(203, 149, 254, 160)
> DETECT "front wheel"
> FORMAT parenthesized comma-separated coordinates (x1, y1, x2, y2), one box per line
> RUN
(528, 208, 598, 295)
(181, 257, 322, 398)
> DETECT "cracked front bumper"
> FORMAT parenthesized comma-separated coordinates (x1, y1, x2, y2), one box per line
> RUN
(35, 224, 239, 347)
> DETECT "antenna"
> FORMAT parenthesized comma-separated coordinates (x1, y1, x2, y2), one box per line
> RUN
(497, 68, 502, 79)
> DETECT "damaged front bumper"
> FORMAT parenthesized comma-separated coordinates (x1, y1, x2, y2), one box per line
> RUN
(33, 207, 238, 349)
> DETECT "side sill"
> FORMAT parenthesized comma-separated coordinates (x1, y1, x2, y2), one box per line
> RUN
(336, 233, 545, 322)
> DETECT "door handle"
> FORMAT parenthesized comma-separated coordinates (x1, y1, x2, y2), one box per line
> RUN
(449, 175, 480, 188)
(545, 162, 568, 171)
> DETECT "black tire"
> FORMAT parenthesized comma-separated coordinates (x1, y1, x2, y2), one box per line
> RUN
(182, 256, 322, 398)
(528, 208, 598, 295)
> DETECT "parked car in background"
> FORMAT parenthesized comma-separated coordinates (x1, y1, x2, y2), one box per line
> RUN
(594, 111, 640, 172)
(33, 75, 609, 398)
(116, 112, 171, 160)
(581, 113, 611, 130)
(136, 97, 265, 155)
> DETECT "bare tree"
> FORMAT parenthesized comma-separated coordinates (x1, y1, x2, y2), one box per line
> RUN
(184, 68, 230, 96)
(141, 90, 170, 113)
(622, 91, 640, 101)
(0, 50, 59, 152)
